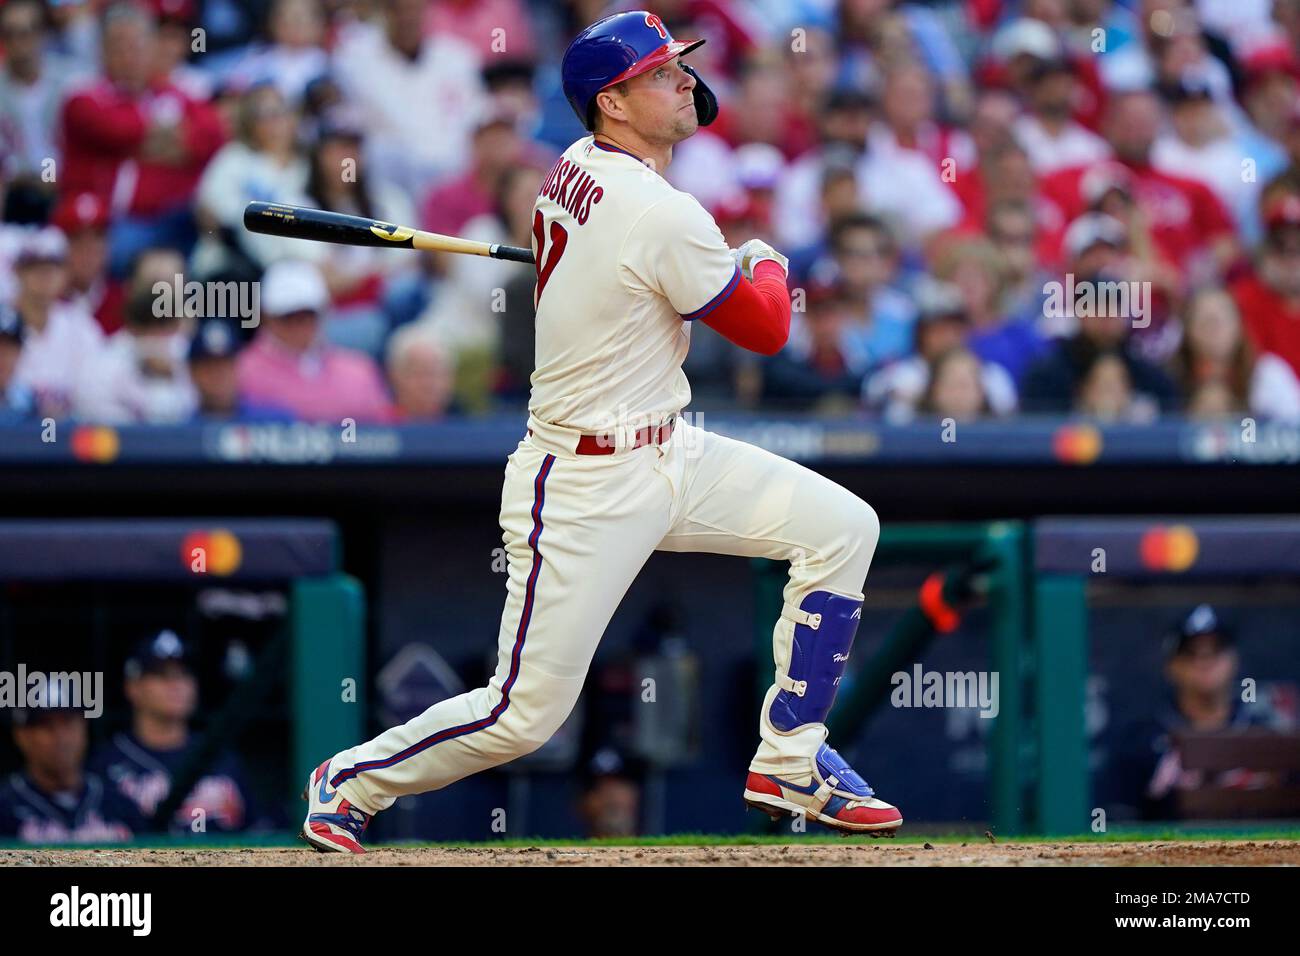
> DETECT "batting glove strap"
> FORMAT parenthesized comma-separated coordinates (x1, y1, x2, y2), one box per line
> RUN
(731, 238, 789, 281)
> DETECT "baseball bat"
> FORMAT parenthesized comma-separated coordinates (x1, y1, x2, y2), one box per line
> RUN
(242, 201, 536, 264)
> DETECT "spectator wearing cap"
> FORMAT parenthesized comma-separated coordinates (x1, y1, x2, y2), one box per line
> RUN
(1113, 605, 1294, 820)
(58, 2, 227, 278)
(73, 286, 197, 424)
(862, 278, 1017, 423)
(577, 744, 642, 838)
(236, 259, 393, 422)
(87, 630, 257, 833)
(1039, 90, 1238, 284)
(1021, 215, 1178, 414)
(53, 191, 126, 334)
(385, 322, 455, 421)
(188, 319, 293, 421)
(0, 675, 143, 844)
(761, 281, 872, 413)
(229, 0, 329, 105)
(192, 83, 314, 282)
(9, 226, 105, 418)
(332, 0, 488, 197)
(1172, 287, 1300, 423)
(1229, 195, 1300, 382)
(0, 0, 89, 177)
(0, 304, 35, 421)
(1152, 76, 1262, 245)
(1047, 198, 1180, 360)
(1011, 58, 1111, 175)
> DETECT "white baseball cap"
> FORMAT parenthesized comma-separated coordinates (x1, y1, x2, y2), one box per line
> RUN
(1063, 213, 1128, 259)
(991, 18, 1061, 62)
(261, 259, 328, 316)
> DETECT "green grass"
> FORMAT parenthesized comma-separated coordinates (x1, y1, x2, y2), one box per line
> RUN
(4, 825, 1299, 852)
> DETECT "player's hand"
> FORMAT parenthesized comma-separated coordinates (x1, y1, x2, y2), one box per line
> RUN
(730, 238, 789, 281)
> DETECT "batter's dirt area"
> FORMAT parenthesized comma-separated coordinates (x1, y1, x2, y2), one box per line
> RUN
(4, 840, 1298, 866)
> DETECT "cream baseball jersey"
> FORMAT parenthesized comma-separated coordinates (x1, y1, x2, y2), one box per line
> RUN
(527, 135, 740, 432)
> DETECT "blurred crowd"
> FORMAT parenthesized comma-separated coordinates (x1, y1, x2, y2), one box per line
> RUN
(3, 0, 1300, 425)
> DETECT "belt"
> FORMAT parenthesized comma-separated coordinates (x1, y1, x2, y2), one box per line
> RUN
(528, 416, 676, 456)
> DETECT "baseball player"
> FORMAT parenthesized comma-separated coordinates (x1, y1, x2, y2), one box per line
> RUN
(303, 10, 902, 852)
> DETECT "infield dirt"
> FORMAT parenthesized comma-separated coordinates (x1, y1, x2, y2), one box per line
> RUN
(3, 840, 1297, 866)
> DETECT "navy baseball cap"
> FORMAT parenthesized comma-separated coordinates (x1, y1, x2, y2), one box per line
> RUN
(125, 629, 193, 680)
(187, 319, 242, 362)
(1164, 604, 1234, 658)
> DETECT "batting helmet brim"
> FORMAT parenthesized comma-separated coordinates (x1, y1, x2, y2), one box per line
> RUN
(602, 38, 706, 90)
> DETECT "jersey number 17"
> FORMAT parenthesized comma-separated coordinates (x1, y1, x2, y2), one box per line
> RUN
(532, 210, 569, 306)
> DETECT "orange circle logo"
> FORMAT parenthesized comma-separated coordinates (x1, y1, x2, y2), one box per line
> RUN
(181, 530, 242, 576)
(1052, 424, 1102, 465)
(1139, 525, 1199, 572)
(70, 426, 120, 463)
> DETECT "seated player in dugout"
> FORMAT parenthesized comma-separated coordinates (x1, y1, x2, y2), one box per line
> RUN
(88, 630, 259, 834)
(0, 676, 144, 844)
(302, 10, 901, 852)
(1117, 605, 1297, 820)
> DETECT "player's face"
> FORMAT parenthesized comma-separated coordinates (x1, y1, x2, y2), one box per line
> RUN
(129, 663, 197, 722)
(15, 713, 87, 779)
(620, 57, 698, 144)
(1167, 636, 1236, 696)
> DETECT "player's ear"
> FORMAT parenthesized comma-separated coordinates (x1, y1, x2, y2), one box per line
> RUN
(595, 87, 625, 127)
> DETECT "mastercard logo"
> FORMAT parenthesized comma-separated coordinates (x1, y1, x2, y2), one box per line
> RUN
(70, 426, 120, 463)
(181, 530, 242, 576)
(1139, 525, 1199, 572)
(1052, 424, 1102, 465)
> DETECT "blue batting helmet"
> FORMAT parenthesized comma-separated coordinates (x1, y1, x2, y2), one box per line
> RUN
(561, 10, 716, 131)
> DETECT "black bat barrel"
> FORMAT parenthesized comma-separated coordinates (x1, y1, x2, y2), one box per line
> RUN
(243, 201, 417, 249)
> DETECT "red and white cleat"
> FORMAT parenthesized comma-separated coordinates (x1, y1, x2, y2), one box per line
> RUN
(301, 759, 370, 854)
(744, 744, 902, 835)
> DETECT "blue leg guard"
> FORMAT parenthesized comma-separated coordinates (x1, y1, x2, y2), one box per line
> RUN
(768, 590, 863, 733)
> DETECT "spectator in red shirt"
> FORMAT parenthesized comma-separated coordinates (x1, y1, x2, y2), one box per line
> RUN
(1230, 196, 1300, 383)
(1039, 89, 1238, 284)
(58, 2, 226, 278)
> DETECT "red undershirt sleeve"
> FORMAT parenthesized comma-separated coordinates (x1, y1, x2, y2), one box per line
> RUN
(699, 260, 791, 356)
